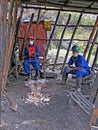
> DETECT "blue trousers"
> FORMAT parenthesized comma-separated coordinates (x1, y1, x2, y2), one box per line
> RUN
(64, 66, 90, 78)
(23, 58, 40, 74)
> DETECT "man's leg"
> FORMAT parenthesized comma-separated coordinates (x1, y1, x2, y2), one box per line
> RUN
(76, 69, 87, 92)
(62, 69, 68, 83)
(23, 59, 31, 74)
(32, 60, 41, 80)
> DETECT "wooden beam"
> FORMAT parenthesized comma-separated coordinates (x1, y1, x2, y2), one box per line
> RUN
(91, 45, 98, 71)
(21, 13, 34, 58)
(45, 10, 60, 56)
(0, 0, 8, 91)
(61, 13, 83, 73)
(1, 0, 19, 90)
(89, 71, 98, 104)
(22, 5, 98, 15)
(34, 9, 41, 44)
(87, 29, 98, 64)
(83, 16, 98, 58)
(52, 14, 71, 70)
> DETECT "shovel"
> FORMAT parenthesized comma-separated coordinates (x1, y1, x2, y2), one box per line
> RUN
(2, 90, 18, 112)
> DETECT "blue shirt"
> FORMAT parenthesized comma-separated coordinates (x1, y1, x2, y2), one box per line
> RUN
(24, 44, 40, 57)
(68, 54, 90, 70)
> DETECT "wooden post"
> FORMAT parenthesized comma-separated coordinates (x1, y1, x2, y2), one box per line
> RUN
(91, 46, 98, 71)
(1, 0, 19, 90)
(7, 0, 14, 41)
(34, 9, 41, 44)
(52, 14, 71, 71)
(45, 10, 60, 56)
(61, 13, 83, 73)
(87, 29, 98, 64)
(88, 71, 98, 130)
(0, 0, 8, 91)
(83, 16, 98, 58)
(21, 13, 34, 58)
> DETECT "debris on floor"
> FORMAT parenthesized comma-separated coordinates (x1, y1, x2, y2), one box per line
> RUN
(23, 79, 50, 106)
(69, 90, 94, 115)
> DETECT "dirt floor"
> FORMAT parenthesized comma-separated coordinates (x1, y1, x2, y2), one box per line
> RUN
(1, 72, 93, 130)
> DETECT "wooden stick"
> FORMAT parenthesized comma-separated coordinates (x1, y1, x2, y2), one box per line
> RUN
(34, 9, 41, 44)
(83, 16, 98, 58)
(52, 14, 71, 70)
(21, 13, 34, 58)
(61, 13, 83, 73)
(45, 10, 60, 56)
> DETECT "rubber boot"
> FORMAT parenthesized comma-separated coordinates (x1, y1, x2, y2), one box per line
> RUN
(34, 70, 41, 80)
(57, 73, 68, 85)
(62, 72, 68, 82)
(76, 78, 82, 92)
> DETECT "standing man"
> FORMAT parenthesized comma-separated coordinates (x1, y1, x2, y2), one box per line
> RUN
(23, 36, 40, 80)
(62, 45, 91, 92)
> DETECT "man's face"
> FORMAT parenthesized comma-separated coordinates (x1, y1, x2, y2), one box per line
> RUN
(72, 51, 78, 57)
(29, 39, 34, 45)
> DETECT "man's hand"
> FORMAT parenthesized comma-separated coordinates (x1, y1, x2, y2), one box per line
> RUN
(66, 67, 72, 72)
(72, 67, 83, 70)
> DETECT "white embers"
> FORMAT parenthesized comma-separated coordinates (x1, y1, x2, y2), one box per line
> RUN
(23, 79, 50, 106)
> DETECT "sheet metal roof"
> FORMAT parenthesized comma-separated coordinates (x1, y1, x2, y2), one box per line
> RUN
(21, 0, 98, 14)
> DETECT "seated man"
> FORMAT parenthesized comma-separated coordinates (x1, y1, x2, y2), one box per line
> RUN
(23, 36, 40, 80)
(62, 45, 91, 92)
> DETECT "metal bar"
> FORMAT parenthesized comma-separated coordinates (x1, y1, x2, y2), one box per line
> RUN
(52, 14, 71, 71)
(61, 13, 83, 73)
(45, 10, 60, 56)
(87, 29, 98, 63)
(83, 16, 98, 58)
